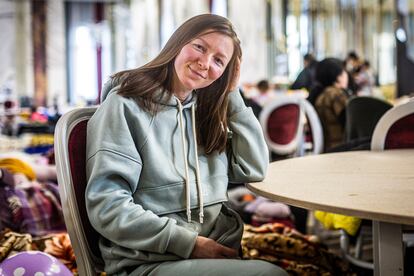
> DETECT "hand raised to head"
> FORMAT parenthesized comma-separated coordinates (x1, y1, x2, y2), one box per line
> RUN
(228, 57, 241, 92)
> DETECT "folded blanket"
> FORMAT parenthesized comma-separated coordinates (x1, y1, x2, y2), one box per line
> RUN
(242, 223, 353, 275)
(0, 168, 66, 236)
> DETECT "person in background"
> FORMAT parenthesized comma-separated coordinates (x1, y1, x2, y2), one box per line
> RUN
(252, 79, 274, 107)
(354, 60, 376, 96)
(344, 51, 361, 74)
(29, 106, 48, 124)
(290, 53, 317, 92)
(308, 58, 350, 152)
(0, 100, 21, 136)
(85, 14, 287, 276)
(344, 51, 361, 95)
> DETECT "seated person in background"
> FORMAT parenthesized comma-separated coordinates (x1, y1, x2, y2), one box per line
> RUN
(308, 58, 350, 152)
(344, 51, 361, 95)
(29, 106, 48, 124)
(252, 79, 274, 107)
(0, 100, 21, 136)
(344, 51, 361, 75)
(354, 60, 376, 96)
(85, 14, 287, 276)
(290, 53, 317, 92)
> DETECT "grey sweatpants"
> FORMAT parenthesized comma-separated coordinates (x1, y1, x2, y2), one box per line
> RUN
(130, 259, 288, 276)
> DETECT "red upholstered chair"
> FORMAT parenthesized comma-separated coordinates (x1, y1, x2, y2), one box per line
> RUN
(371, 99, 414, 150)
(259, 96, 305, 157)
(54, 107, 104, 275)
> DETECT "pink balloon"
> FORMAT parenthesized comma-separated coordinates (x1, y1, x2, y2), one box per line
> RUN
(0, 251, 72, 276)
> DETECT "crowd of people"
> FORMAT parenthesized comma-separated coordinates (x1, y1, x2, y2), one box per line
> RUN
(242, 50, 378, 153)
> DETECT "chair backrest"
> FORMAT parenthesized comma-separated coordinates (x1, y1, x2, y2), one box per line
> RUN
(303, 99, 324, 155)
(260, 96, 305, 156)
(54, 106, 104, 275)
(371, 99, 414, 151)
(345, 96, 392, 142)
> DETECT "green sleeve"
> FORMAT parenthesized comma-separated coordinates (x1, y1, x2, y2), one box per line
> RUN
(227, 89, 269, 183)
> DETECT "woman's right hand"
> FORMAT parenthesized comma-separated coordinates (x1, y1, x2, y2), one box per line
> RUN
(228, 57, 241, 92)
(190, 236, 238, 259)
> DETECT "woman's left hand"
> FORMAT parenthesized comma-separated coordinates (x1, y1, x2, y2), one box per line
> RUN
(229, 57, 241, 91)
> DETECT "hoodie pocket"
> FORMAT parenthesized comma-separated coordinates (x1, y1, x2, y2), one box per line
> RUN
(208, 203, 244, 249)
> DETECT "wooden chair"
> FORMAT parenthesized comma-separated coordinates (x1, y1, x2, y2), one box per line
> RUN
(54, 106, 104, 275)
(259, 96, 305, 158)
(371, 99, 414, 150)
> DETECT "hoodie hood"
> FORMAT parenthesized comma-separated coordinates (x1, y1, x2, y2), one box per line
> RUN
(100, 77, 121, 102)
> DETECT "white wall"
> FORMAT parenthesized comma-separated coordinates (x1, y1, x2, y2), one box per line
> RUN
(0, 0, 34, 102)
(47, 0, 67, 107)
(228, 0, 268, 84)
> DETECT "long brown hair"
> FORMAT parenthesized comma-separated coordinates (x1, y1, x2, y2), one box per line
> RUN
(113, 14, 242, 154)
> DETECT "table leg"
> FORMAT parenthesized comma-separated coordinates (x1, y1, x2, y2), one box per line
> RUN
(373, 221, 403, 276)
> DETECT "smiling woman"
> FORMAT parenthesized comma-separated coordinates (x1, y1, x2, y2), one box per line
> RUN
(85, 14, 287, 276)
(114, 14, 243, 154)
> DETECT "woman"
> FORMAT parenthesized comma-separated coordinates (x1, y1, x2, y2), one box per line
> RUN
(86, 14, 287, 276)
(308, 58, 349, 151)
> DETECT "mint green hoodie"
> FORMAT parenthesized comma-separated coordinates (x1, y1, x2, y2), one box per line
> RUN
(85, 79, 269, 274)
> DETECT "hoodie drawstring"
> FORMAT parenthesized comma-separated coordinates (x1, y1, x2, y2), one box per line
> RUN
(191, 104, 204, 223)
(176, 99, 204, 223)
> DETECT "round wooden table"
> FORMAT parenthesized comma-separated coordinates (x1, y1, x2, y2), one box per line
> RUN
(247, 149, 414, 276)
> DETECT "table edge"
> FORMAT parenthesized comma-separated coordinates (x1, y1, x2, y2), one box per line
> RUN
(246, 182, 414, 226)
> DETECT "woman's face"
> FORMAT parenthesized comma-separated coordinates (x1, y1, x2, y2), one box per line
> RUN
(335, 70, 349, 89)
(173, 31, 234, 95)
